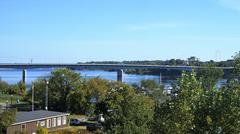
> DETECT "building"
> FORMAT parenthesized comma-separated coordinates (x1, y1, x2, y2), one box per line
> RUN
(7, 110, 69, 134)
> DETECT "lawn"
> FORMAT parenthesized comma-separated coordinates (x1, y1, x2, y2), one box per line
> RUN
(49, 126, 93, 134)
(0, 94, 22, 104)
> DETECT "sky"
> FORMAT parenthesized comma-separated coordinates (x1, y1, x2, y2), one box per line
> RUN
(0, 0, 240, 63)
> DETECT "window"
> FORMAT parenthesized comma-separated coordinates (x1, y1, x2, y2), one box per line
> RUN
(52, 118, 56, 127)
(62, 116, 67, 125)
(57, 117, 62, 126)
(21, 124, 26, 132)
(40, 121, 45, 127)
(46, 119, 51, 128)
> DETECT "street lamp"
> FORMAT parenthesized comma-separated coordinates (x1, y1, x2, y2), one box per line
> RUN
(32, 85, 34, 111)
(45, 80, 49, 111)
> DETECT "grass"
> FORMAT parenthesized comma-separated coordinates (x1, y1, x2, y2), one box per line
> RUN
(0, 94, 22, 104)
(49, 126, 93, 134)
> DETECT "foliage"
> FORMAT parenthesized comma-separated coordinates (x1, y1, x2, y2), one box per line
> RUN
(102, 82, 155, 134)
(0, 79, 26, 96)
(66, 87, 89, 114)
(152, 71, 240, 134)
(36, 126, 48, 134)
(140, 79, 159, 90)
(17, 81, 26, 96)
(0, 109, 17, 134)
(26, 78, 47, 109)
(0, 80, 9, 94)
(86, 77, 109, 103)
(233, 51, 240, 76)
(197, 63, 224, 90)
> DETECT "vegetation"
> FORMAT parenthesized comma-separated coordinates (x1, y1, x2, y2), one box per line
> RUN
(0, 109, 17, 134)
(36, 126, 48, 134)
(0, 80, 26, 95)
(1, 52, 240, 133)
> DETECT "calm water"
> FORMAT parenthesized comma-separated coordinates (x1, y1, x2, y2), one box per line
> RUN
(0, 69, 225, 89)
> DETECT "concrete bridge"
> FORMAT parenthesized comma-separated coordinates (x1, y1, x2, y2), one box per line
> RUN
(0, 63, 234, 83)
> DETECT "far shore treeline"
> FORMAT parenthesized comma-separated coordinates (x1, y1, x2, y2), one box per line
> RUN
(79, 56, 235, 78)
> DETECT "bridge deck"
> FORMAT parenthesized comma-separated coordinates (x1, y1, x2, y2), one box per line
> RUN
(0, 64, 234, 70)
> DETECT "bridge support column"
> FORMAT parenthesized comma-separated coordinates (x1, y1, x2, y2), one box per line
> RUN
(22, 69, 27, 84)
(117, 69, 123, 82)
(159, 73, 162, 85)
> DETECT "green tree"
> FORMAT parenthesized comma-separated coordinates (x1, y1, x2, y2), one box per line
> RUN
(0, 79, 9, 94)
(140, 79, 159, 90)
(47, 68, 83, 112)
(103, 82, 154, 134)
(153, 71, 240, 133)
(86, 77, 109, 103)
(233, 51, 240, 77)
(17, 81, 26, 96)
(197, 64, 224, 90)
(0, 109, 17, 134)
(26, 78, 47, 109)
(27, 68, 85, 113)
(66, 87, 89, 114)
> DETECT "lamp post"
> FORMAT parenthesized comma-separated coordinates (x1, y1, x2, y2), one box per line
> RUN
(32, 85, 34, 111)
(45, 80, 49, 111)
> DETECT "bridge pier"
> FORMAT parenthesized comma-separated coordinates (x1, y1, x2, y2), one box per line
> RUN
(22, 69, 27, 84)
(117, 69, 123, 82)
(159, 73, 162, 85)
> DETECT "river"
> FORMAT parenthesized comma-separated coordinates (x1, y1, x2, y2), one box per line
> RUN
(0, 69, 226, 89)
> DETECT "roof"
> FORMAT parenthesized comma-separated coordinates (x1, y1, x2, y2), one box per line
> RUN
(13, 110, 69, 125)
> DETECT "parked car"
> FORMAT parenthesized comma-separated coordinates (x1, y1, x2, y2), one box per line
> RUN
(70, 119, 82, 126)
(86, 123, 103, 131)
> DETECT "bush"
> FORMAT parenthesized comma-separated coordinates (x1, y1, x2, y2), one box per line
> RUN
(36, 126, 48, 134)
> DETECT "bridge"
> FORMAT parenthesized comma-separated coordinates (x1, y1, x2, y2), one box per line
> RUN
(0, 63, 234, 83)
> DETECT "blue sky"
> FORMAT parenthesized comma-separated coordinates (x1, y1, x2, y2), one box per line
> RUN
(0, 0, 240, 63)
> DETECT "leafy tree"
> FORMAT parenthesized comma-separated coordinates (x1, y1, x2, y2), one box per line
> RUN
(17, 81, 26, 96)
(0, 109, 17, 134)
(103, 82, 155, 134)
(197, 64, 224, 90)
(66, 87, 89, 114)
(187, 56, 200, 66)
(0, 79, 9, 94)
(27, 68, 85, 113)
(86, 77, 109, 103)
(26, 78, 47, 109)
(153, 71, 240, 133)
(140, 79, 159, 90)
(233, 51, 240, 77)
(47, 68, 83, 112)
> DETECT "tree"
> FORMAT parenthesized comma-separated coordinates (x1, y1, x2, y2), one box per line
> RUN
(66, 87, 89, 114)
(140, 79, 159, 90)
(0, 109, 17, 134)
(187, 56, 200, 66)
(153, 71, 240, 133)
(103, 82, 155, 134)
(17, 81, 26, 96)
(233, 51, 240, 77)
(47, 68, 83, 112)
(27, 68, 85, 113)
(86, 77, 109, 103)
(26, 78, 47, 109)
(0, 79, 9, 94)
(197, 64, 224, 90)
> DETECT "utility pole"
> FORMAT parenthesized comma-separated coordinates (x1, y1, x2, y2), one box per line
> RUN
(32, 85, 34, 111)
(45, 80, 49, 111)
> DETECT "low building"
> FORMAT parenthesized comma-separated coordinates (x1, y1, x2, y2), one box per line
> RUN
(7, 110, 69, 134)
